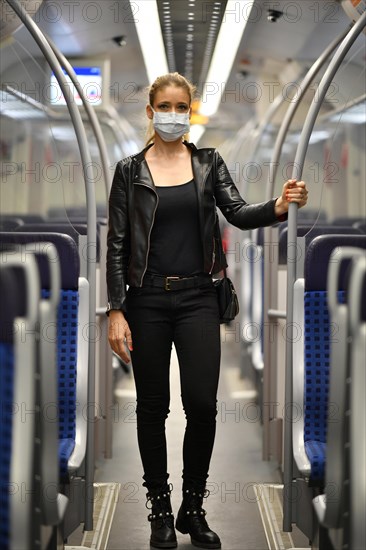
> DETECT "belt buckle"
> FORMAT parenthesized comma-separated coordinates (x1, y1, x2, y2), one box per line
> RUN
(165, 276, 180, 291)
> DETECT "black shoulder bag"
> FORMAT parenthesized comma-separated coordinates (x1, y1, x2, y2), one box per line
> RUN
(212, 220, 239, 324)
(213, 267, 240, 324)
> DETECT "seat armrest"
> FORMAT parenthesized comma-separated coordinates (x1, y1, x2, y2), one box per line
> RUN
(241, 236, 255, 342)
(68, 277, 89, 473)
(251, 245, 264, 371)
(292, 278, 311, 477)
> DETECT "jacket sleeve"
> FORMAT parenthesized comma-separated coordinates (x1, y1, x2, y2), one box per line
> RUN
(106, 161, 131, 314)
(214, 151, 287, 229)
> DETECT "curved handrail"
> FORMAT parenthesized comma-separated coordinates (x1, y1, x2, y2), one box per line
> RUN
(5, 0, 97, 530)
(283, 12, 366, 531)
(265, 26, 351, 200)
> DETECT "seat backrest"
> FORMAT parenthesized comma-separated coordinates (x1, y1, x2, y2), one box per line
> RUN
(353, 221, 366, 234)
(0, 252, 40, 550)
(304, 234, 366, 291)
(332, 216, 366, 226)
(348, 257, 366, 548)
(0, 218, 24, 231)
(293, 234, 366, 481)
(0, 214, 45, 223)
(47, 205, 107, 219)
(16, 223, 101, 262)
(0, 233, 79, 290)
(0, 234, 80, 478)
(0, 267, 24, 549)
(303, 235, 366, 446)
(279, 225, 363, 264)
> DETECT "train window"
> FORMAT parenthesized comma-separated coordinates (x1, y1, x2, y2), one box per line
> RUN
(268, 41, 366, 230)
(281, 96, 366, 231)
(0, 88, 87, 224)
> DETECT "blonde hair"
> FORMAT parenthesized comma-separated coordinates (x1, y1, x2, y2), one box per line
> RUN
(145, 72, 197, 145)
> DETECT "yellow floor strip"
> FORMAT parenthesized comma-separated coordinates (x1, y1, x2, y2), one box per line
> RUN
(255, 484, 308, 550)
(78, 482, 121, 550)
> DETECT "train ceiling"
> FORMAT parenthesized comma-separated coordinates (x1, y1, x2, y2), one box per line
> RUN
(2, 0, 364, 131)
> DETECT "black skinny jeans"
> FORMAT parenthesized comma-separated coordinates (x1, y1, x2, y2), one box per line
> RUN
(125, 280, 221, 491)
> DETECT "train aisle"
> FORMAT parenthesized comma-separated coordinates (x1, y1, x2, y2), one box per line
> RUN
(68, 329, 310, 550)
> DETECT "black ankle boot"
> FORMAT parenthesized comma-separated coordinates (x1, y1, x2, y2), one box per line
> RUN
(146, 483, 177, 548)
(175, 487, 221, 549)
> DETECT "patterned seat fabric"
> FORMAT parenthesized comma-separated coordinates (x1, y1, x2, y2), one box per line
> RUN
(43, 289, 79, 478)
(0, 344, 14, 550)
(304, 289, 345, 481)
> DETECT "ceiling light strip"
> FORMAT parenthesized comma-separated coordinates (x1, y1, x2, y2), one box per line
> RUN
(131, 0, 169, 84)
(198, 2, 222, 91)
(161, 0, 176, 71)
(200, 0, 255, 117)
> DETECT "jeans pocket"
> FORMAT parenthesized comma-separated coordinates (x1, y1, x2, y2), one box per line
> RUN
(127, 286, 143, 297)
(199, 281, 216, 295)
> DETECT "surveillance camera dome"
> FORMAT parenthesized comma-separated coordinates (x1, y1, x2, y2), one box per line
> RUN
(267, 9, 283, 22)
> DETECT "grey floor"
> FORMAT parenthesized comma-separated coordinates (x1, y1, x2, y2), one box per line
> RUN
(92, 328, 287, 550)
(67, 329, 310, 549)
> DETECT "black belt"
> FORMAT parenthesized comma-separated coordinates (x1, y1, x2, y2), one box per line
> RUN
(142, 274, 212, 291)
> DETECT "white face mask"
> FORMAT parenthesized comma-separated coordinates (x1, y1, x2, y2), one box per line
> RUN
(152, 109, 190, 142)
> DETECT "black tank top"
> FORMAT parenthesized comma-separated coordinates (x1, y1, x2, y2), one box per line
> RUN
(146, 179, 203, 276)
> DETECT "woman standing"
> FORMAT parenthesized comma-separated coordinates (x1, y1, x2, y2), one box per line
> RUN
(107, 72, 308, 549)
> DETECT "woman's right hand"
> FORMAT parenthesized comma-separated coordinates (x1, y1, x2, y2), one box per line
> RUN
(108, 310, 133, 364)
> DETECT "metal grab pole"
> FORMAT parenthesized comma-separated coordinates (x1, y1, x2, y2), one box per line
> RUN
(283, 12, 366, 532)
(5, 0, 97, 531)
(265, 25, 351, 200)
(262, 26, 350, 461)
(45, 36, 112, 197)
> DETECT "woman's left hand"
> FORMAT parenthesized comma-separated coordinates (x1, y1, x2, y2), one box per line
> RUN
(275, 179, 308, 216)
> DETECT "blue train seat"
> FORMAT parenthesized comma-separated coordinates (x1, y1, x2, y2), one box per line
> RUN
(332, 216, 366, 226)
(15, 222, 101, 263)
(248, 223, 355, 370)
(348, 256, 366, 549)
(353, 220, 366, 233)
(0, 267, 21, 550)
(47, 205, 107, 219)
(0, 218, 24, 231)
(0, 233, 89, 481)
(292, 234, 366, 482)
(0, 251, 40, 549)
(247, 219, 332, 370)
(278, 224, 363, 264)
(0, 214, 45, 223)
(312, 246, 365, 539)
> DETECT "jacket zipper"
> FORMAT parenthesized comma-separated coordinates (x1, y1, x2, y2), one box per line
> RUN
(135, 182, 159, 286)
(209, 237, 215, 274)
(205, 154, 216, 275)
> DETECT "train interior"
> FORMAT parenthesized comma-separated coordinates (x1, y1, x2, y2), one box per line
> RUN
(0, 1, 365, 549)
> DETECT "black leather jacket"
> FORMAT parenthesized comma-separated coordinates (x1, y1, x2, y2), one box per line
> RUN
(107, 141, 283, 313)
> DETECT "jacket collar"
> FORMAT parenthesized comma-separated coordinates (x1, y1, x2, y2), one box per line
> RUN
(131, 141, 213, 190)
